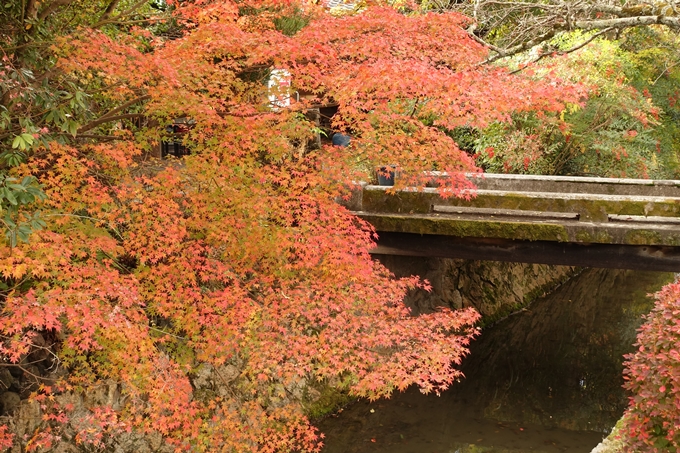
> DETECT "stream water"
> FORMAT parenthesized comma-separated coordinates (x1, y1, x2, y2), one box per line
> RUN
(317, 268, 675, 453)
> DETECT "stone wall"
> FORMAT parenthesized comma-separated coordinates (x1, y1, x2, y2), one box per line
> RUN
(375, 255, 577, 322)
(0, 356, 172, 453)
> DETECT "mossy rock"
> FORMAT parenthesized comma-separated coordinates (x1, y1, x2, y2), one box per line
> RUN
(303, 381, 356, 421)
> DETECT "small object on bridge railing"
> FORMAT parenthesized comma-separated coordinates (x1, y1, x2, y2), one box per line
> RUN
(377, 165, 396, 186)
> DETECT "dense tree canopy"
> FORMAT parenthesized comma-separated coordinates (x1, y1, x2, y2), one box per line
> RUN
(431, 1, 680, 178)
(0, 0, 582, 451)
(471, 29, 679, 178)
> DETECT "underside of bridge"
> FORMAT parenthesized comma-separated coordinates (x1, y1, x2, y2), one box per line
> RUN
(372, 232, 680, 272)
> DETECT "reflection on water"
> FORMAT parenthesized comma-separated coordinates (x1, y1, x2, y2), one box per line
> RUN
(318, 269, 675, 453)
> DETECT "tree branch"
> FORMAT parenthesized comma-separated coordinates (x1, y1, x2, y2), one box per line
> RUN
(77, 95, 150, 133)
(78, 114, 145, 134)
(510, 27, 613, 74)
(455, 1, 680, 63)
(575, 15, 680, 30)
(99, 95, 151, 123)
(93, 0, 150, 28)
(70, 134, 126, 141)
(37, 0, 75, 21)
(481, 29, 558, 64)
(23, 0, 38, 21)
(99, 0, 122, 23)
(476, 0, 562, 10)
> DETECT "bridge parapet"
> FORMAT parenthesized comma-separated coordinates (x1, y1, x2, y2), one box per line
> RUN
(350, 173, 680, 248)
(468, 173, 680, 197)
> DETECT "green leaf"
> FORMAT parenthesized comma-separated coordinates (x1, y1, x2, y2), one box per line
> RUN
(6, 155, 21, 166)
(20, 133, 34, 145)
(17, 192, 34, 204)
(3, 151, 25, 167)
(30, 217, 45, 231)
(11, 135, 25, 150)
(27, 187, 46, 200)
(67, 119, 79, 136)
(4, 188, 17, 205)
(3, 216, 16, 229)
(11, 133, 34, 150)
(17, 225, 32, 243)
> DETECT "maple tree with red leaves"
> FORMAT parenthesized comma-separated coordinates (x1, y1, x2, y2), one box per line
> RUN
(0, 0, 582, 450)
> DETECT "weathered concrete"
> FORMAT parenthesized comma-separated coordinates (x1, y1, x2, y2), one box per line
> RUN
(343, 174, 680, 270)
(361, 209, 680, 245)
(467, 172, 680, 197)
(349, 173, 680, 247)
(362, 186, 680, 222)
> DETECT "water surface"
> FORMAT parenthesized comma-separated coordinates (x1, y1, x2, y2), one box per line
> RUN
(318, 269, 674, 453)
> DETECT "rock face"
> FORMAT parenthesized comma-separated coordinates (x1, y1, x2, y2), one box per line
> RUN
(0, 376, 174, 453)
(590, 421, 625, 453)
(0, 392, 20, 415)
(0, 368, 14, 393)
(375, 255, 577, 320)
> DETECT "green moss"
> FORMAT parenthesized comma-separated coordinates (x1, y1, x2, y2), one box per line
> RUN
(363, 215, 569, 242)
(361, 189, 680, 246)
(362, 189, 680, 223)
(477, 266, 579, 329)
(575, 230, 614, 243)
(362, 189, 434, 214)
(594, 418, 628, 453)
(194, 388, 218, 403)
(303, 383, 356, 421)
(479, 193, 680, 221)
(625, 229, 664, 245)
(477, 301, 528, 329)
(481, 285, 497, 305)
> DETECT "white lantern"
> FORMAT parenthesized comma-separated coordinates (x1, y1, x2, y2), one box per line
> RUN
(268, 69, 292, 110)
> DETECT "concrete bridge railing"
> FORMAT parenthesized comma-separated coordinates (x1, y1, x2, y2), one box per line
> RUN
(345, 173, 680, 271)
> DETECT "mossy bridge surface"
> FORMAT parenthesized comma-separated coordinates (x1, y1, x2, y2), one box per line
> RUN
(346, 173, 680, 272)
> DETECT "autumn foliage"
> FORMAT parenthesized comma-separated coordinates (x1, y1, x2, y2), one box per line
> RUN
(622, 280, 680, 452)
(0, 0, 581, 450)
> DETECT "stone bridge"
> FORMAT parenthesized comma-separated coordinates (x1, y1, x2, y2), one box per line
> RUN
(347, 173, 680, 272)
